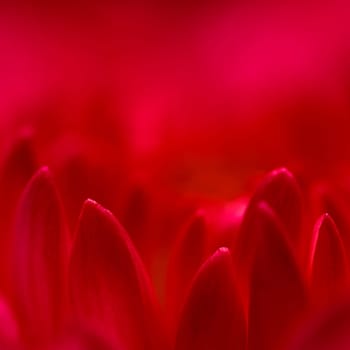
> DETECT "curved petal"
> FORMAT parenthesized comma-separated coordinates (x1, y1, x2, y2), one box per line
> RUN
(241, 168, 303, 248)
(0, 131, 37, 294)
(234, 199, 288, 308)
(311, 185, 350, 262)
(11, 167, 69, 344)
(175, 247, 246, 350)
(166, 209, 207, 328)
(69, 199, 166, 350)
(308, 214, 349, 306)
(248, 202, 308, 350)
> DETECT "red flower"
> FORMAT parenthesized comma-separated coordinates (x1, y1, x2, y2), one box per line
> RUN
(2, 2, 350, 349)
(0, 143, 347, 350)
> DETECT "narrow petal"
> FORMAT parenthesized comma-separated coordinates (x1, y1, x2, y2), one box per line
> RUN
(290, 301, 350, 350)
(234, 199, 287, 308)
(241, 168, 303, 248)
(308, 214, 349, 306)
(166, 210, 207, 328)
(0, 131, 37, 294)
(311, 185, 350, 262)
(69, 199, 166, 350)
(248, 202, 308, 350)
(175, 247, 246, 350)
(12, 167, 69, 343)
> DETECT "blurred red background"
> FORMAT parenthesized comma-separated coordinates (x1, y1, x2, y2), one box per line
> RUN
(1, 1, 350, 199)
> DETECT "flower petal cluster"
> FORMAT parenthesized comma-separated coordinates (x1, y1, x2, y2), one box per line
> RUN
(0, 132, 348, 350)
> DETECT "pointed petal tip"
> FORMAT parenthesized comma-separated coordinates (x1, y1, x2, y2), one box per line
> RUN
(29, 165, 51, 181)
(317, 212, 335, 228)
(13, 165, 68, 342)
(176, 245, 245, 350)
(206, 246, 232, 268)
(271, 167, 292, 175)
(21, 166, 56, 197)
(82, 198, 99, 210)
(82, 198, 112, 215)
(214, 246, 231, 257)
(312, 212, 340, 248)
(36, 165, 50, 177)
(265, 167, 300, 191)
(71, 197, 164, 350)
(309, 211, 349, 305)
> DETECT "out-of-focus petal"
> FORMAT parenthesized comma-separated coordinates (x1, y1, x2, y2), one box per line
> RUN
(166, 209, 207, 329)
(175, 247, 246, 350)
(311, 185, 350, 262)
(241, 168, 303, 248)
(0, 131, 37, 294)
(122, 185, 151, 257)
(11, 167, 69, 344)
(234, 198, 288, 308)
(69, 199, 166, 350)
(290, 301, 350, 350)
(248, 202, 308, 350)
(308, 214, 349, 307)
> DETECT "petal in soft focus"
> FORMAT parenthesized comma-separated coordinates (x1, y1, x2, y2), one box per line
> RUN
(69, 199, 166, 350)
(290, 301, 350, 350)
(122, 185, 151, 258)
(308, 214, 349, 307)
(242, 168, 303, 248)
(175, 247, 246, 350)
(234, 199, 288, 308)
(248, 202, 308, 350)
(311, 185, 350, 262)
(11, 167, 69, 344)
(166, 209, 207, 329)
(0, 131, 37, 294)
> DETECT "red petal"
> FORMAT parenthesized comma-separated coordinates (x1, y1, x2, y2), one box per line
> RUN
(175, 247, 246, 350)
(234, 199, 288, 309)
(308, 214, 349, 307)
(311, 185, 350, 262)
(290, 301, 350, 350)
(248, 202, 308, 350)
(12, 167, 69, 343)
(69, 199, 166, 350)
(0, 131, 37, 294)
(166, 210, 207, 329)
(122, 185, 151, 260)
(242, 168, 303, 248)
